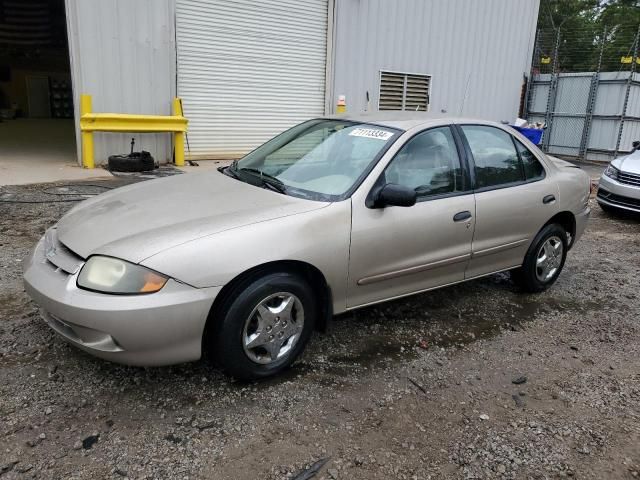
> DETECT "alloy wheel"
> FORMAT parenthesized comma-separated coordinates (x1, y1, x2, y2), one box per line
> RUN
(242, 292, 305, 364)
(535, 236, 563, 282)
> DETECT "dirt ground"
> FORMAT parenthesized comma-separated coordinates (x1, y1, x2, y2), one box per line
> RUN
(0, 177, 639, 480)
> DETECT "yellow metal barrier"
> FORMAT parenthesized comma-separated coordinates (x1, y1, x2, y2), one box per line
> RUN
(79, 94, 188, 168)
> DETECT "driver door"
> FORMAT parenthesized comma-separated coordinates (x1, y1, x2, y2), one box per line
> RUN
(347, 126, 475, 308)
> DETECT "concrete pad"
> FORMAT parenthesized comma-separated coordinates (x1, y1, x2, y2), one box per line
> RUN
(176, 159, 233, 174)
(0, 160, 111, 186)
(0, 118, 112, 186)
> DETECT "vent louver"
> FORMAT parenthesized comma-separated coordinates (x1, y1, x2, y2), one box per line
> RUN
(379, 71, 431, 112)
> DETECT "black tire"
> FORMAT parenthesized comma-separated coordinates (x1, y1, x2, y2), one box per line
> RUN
(511, 223, 568, 293)
(108, 151, 155, 172)
(209, 272, 317, 380)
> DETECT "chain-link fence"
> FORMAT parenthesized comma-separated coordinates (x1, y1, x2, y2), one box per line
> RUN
(524, 25, 640, 161)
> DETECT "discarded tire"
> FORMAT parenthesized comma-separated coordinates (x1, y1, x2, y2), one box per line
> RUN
(108, 151, 155, 172)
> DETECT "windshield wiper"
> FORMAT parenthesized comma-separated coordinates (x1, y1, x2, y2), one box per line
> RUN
(223, 160, 240, 179)
(237, 167, 287, 193)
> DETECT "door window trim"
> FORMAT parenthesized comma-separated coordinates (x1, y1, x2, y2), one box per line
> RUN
(512, 136, 547, 183)
(366, 125, 474, 208)
(454, 124, 548, 194)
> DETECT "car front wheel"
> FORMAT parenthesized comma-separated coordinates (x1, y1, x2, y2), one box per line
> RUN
(210, 271, 316, 380)
(511, 224, 568, 293)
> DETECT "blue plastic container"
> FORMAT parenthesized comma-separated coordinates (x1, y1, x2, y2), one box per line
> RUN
(511, 125, 544, 145)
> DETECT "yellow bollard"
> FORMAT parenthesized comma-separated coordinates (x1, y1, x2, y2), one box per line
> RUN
(80, 94, 94, 168)
(173, 98, 185, 166)
(79, 95, 187, 168)
(336, 95, 346, 114)
(174, 132, 185, 166)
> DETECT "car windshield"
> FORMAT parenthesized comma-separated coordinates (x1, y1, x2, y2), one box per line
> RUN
(229, 119, 400, 201)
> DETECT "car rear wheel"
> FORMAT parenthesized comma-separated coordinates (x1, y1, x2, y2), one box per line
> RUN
(511, 224, 568, 293)
(209, 272, 316, 380)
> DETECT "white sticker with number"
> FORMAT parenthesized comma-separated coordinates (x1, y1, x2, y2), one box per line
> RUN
(348, 128, 393, 140)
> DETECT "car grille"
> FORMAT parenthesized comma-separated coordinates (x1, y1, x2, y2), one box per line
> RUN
(597, 188, 640, 210)
(44, 228, 84, 274)
(617, 170, 640, 187)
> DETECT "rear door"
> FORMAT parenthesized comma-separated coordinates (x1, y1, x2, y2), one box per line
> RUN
(457, 124, 559, 279)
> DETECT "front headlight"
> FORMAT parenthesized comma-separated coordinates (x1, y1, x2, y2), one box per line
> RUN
(604, 164, 619, 180)
(77, 256, 168, 294)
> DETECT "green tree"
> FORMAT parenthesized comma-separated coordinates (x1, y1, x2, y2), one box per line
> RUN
(599, 0, 640, 70)
(536, 0, 640, 71)
(536, 0, 599, 72)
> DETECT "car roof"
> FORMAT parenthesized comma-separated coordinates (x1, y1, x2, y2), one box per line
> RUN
(325, 112, 505, 131)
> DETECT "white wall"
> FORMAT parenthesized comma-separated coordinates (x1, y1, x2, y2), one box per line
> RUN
(331, 0, 540, 122)
(65, 0, 176, 165)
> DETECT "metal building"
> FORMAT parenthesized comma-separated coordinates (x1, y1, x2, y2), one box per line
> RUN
(5, 0, 540, 166)
(65, 0, 176, 164)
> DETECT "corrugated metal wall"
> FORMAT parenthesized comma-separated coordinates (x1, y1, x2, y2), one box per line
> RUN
(528, 72, 640, 161)
(331, 0, 540, 122)
(65, 0, 176, 165)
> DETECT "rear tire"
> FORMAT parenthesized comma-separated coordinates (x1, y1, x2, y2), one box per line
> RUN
(511, 224, 568, 293)
(208, 272, 316, 380)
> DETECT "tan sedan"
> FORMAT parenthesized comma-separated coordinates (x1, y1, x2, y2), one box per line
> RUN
(23, 114, 591, 379)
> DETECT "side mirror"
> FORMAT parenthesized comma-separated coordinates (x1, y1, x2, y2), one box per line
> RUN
(372, 183, 417, 208)
(633, 140, 640, 150)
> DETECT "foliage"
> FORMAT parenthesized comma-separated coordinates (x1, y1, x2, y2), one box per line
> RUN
(536, 0, 640, 72)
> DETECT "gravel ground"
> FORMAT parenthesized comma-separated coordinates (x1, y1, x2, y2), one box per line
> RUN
(1, 177, 639, 479)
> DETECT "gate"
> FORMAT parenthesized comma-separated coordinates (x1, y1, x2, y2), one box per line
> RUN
(525, 26, 640, 162)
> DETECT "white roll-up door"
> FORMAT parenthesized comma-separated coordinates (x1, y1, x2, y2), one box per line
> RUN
(176, 0, 328, 159)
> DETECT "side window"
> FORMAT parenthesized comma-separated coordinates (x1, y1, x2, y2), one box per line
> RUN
(384, 126, 464, 198)
(515, 139, 546, 181)
(461, 125, 524, 189)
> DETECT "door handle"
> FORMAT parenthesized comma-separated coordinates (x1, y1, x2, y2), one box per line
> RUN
(543, 194, 556, 204)
(453, 211, 472, 222)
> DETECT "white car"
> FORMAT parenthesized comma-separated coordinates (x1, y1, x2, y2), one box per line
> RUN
(597, 148, 640, 214)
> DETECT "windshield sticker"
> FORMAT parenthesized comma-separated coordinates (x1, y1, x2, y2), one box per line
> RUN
(349, 128, 394, 141)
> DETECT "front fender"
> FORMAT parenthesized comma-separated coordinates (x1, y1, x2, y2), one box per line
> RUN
(141, 201, 352, 314)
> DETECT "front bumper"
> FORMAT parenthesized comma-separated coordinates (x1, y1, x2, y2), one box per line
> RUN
(23, 233, 221, 366)
(597, 173, 640, 213)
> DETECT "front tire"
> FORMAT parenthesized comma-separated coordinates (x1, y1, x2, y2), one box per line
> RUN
(511, 224, 568, 293)
(209, 272, 316, 380)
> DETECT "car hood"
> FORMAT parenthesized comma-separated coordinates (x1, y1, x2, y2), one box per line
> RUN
(613, 149, 640, 174)
(57, 170, 328, 263)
